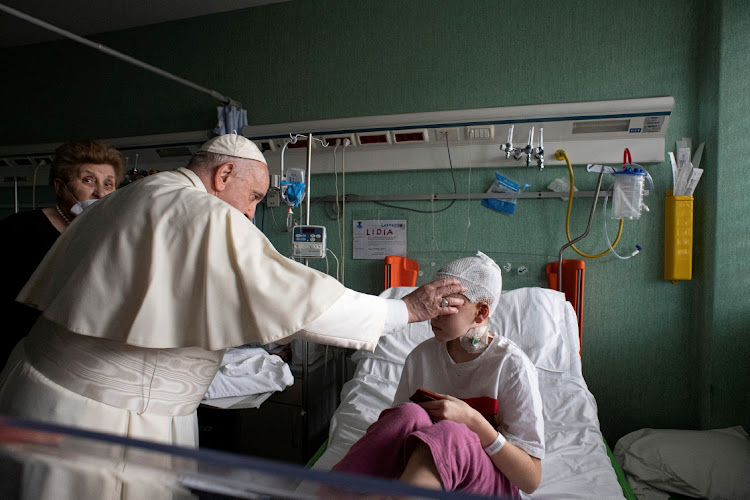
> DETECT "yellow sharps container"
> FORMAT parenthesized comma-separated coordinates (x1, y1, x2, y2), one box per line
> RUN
(664, 189, 694, 282)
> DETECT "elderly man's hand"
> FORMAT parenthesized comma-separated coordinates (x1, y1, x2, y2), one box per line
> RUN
(401, 278, 467, 323)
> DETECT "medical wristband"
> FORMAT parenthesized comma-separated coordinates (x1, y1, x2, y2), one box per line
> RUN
(483, 432, 507, 456)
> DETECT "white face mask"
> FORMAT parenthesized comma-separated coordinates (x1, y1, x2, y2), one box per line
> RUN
(62, 182, 99, 216)
(70, 198, 99, 215)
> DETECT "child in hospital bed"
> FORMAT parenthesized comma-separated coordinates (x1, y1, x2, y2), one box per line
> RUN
(331, 252, 545, 498)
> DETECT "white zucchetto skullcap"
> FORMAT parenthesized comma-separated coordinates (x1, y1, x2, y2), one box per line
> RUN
(198, 134, 267, 165)
(433, 251, 503, 315)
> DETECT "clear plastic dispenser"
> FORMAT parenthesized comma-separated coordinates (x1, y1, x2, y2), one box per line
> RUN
(664, 189, 693, 282)
(613, 167, 647, 219)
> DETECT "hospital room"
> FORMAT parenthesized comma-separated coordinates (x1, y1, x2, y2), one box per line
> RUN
(0, 0, 748, 498)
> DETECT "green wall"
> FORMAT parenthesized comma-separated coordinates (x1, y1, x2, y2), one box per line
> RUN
(1, 0, 747, 445)
(696, 0, 750, 431)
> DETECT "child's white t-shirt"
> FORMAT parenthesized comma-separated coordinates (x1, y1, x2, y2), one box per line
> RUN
(393, 334, 546, 459)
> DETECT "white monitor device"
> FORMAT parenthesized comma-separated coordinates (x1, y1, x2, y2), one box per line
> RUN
(292, 225, 326, 259)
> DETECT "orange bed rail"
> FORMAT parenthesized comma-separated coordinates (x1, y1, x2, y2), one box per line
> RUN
(384, 256, 419, 289)
(545, 259, 585, 354)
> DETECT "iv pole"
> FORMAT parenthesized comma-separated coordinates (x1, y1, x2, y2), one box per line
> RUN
(298, 132, 344, 459)
(301, 133, 313, 459)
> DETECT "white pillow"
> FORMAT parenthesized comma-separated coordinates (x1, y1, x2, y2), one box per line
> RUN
(359, 286, 576, 374)
(354, 287, 432, 365)
(489, 287, 574, 373)
(614, 426, 750, 500)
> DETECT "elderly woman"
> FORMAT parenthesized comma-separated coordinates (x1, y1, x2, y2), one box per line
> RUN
(0, 140, 124, 368)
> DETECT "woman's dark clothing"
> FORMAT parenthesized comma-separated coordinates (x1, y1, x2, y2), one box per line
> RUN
(0, 209, 60, 368)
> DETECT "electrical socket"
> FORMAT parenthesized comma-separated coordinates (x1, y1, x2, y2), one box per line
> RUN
(266, 190, 280, 207)
(322, 134, 356, 147)
(465, 125, 495, 140)
(434, 127, 461, 142)
(272, 137, 310, 150)
(254, 140, 276, 153)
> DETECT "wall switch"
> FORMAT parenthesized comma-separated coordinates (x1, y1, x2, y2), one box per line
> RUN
(466, 125, 495, 140)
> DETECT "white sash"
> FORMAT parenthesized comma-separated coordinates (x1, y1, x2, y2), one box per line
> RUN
(24, 317, 223, 416)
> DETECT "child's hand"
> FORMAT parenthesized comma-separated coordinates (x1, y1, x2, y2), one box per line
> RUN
(419, 394, 480, 427)
(418, 396, 501, 448)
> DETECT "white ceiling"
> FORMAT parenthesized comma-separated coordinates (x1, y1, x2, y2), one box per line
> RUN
(0, 0, 289, 48)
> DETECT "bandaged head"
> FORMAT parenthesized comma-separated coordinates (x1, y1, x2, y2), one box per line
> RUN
(198, 134, 267, 165)
(433, 251, 502, 316)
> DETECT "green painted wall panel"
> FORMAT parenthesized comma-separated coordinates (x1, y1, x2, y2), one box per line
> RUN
(0, 0, 700, 142)
(702, 0, 750, 431)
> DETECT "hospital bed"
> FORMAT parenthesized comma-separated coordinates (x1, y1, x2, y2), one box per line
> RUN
(306, 285, 632, 499)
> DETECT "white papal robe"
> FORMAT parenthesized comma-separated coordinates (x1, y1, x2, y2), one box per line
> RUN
(0, 167, 406, 448)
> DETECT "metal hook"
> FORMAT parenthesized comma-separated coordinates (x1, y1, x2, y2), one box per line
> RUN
(312, 136, 330, 148)
(556, 163, 606, 290)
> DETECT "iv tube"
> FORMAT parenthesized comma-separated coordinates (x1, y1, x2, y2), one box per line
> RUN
(602, 165, 653, 259)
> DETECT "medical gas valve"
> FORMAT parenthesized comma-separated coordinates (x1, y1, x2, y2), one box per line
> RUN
(500, 124, 515, 159)
(534, 128, 544, 170)
(499, 125, 544, 170)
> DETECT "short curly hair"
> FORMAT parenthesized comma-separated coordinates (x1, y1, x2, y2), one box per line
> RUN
(49, 140, 125, 186)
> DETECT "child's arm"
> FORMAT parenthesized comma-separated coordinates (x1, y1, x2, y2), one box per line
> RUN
(421, 396, 542, 493)
(470, 412, 542, 494)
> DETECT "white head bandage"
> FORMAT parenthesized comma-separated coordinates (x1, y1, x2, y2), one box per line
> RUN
(433, 251, 503, 316)
(198, 134, 267, 165)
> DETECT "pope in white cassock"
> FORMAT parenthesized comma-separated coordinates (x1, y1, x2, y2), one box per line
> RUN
(0, 134, 465, 448)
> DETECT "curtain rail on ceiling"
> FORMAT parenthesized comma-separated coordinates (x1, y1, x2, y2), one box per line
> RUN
(0, 2, 241, 108)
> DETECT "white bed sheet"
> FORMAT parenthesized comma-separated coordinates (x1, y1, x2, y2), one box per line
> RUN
(310, 287, 624, 499)
(201, 346, 293, 410)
